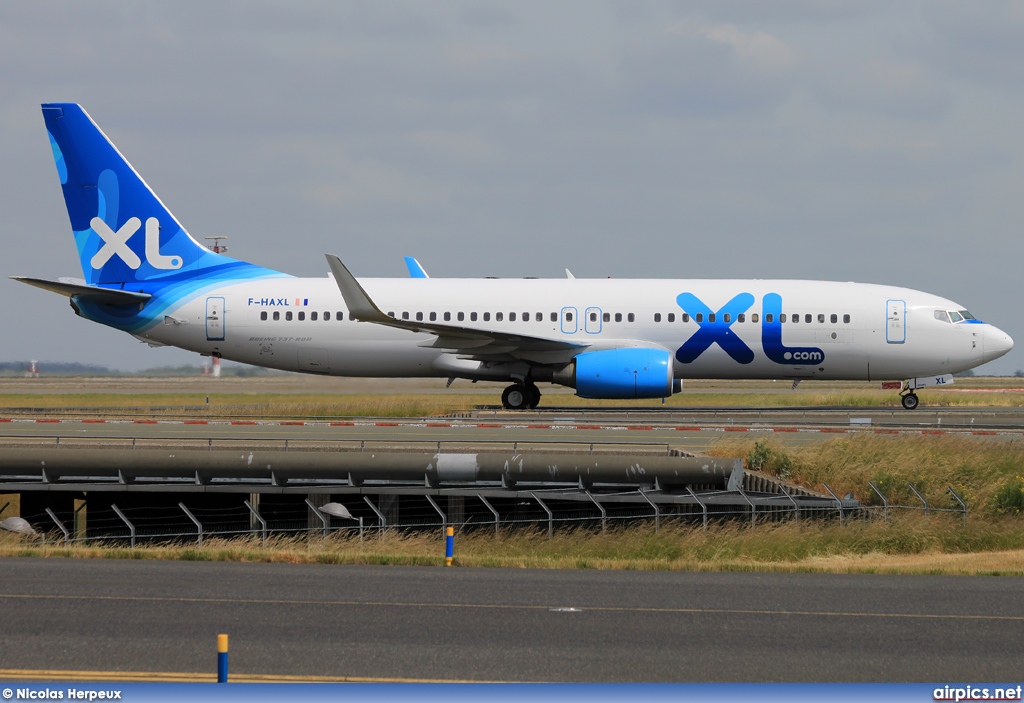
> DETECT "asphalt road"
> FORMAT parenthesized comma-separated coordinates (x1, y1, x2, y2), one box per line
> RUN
(1, 557, 1022, 682)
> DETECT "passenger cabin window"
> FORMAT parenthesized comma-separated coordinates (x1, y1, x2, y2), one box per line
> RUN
(550, 312, 557, 322)
(723, 313, 731, 323)
(496, 312, 503, 322)
(765, 313, 773, 323)
(695, 313, 703, 323)
(430, 312, 436, 321)
(484, 312, 491, 321)
(603, 312, 610, 322)
(509, 312, 516, 322)
(830, 314, 837, 324)
(260, 311, 267, 321)
(298, 311, 305, 321)
(682, 313, 690, 322)
(615, 313, 622, 322)
(388, 311, 395, 318)
(324, 311, 331, 321)
(311, 312, 318, 321)
(416, 312, 423, 321)
(338, 312, 344, 321)
(654, 313, 661, 322)
(565, 312, 573, 322)
(471, 312, 477, 321)
(444, 312, 451, 321)
(273, 311, 280, 321)
(628, 313, 635, 322)
(402, 312, 409, 320)
(285, 311, 293, 321)
(458, 312, 465, 321)
(751, 313, 759, 323)
(737, 314, 744, 323)
(805, 314, 812, 324)
(817, 314, 825, 323)
(590, 312, 598, 322)
(780, 314, 787, 323)
(843, 314, 851, 323)
(668, 313, 675, 322)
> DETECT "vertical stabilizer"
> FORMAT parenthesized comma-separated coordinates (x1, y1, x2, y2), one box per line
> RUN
(41, 103, 279, 287)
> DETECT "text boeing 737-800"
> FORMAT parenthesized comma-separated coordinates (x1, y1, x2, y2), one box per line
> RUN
(13, 104, 1014, 410)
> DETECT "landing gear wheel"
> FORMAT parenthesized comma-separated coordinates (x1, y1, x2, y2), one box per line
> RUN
(901, 392, 919, 410)
(502, 384, 529, 410)
(526, 384, 541, 409)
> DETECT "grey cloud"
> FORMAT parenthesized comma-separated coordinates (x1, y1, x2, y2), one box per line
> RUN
(0, 2, 1021, 375)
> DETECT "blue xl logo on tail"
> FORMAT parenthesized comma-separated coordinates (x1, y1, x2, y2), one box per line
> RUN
(91, 217, 182, 270)
(675, 292, 826, 366)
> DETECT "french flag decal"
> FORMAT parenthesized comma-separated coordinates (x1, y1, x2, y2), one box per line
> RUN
(295, 298, 308, 306)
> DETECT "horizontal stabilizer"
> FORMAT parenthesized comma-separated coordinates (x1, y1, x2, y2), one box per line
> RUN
(11, 276, 151, 305)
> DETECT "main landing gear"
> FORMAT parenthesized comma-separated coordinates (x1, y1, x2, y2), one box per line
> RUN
(502, 383, 541, 410)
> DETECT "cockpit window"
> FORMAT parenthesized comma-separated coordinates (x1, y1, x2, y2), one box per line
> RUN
(959, 310, 976, 321)
(949, 311, 964, 323)
(934, 310, 950, 323)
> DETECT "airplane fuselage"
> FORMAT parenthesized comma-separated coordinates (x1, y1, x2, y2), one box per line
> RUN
(27, 103, 1014, 410)
(111, 276, 998, 382)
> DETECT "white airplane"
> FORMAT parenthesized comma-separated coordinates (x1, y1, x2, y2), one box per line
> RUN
(14, 104, 1014, 410)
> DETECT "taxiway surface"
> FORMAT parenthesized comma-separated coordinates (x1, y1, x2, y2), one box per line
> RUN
(1, 557, 1021, 682)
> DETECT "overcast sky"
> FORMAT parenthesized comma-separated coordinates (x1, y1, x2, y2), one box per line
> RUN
(2, 1, 1022, 374)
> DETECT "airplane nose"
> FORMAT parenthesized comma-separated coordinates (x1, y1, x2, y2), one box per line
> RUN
(983, 325, 1014, 363)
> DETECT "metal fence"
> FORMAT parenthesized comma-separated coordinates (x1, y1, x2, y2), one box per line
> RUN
(4, 481, 969, 547)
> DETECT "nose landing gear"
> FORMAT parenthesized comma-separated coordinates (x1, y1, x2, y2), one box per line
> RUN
(900, 391, 919, 410)
(502, 383, 541, 410)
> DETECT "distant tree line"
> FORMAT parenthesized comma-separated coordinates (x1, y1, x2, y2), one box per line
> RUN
(0, 361, 283, 378)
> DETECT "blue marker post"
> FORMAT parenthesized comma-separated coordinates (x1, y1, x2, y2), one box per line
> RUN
(217, 634, 228, 683)
(445, 526, 454, 566)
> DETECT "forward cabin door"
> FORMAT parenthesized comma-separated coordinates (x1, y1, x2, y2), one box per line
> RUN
(206, 297, 225, 341)
(886, 299, 906, 344)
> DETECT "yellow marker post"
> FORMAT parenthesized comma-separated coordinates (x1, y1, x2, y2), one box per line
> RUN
(445, 525, 454, 566)
(217, 634, 228, 683)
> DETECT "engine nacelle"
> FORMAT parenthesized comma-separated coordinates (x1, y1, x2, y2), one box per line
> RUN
(569, 347, 675, 399)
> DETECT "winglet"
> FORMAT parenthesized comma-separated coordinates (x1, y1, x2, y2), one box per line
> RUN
(404, 256, 429, 278)
(325, 255, 391, 323)
(565, 269, 575, 279)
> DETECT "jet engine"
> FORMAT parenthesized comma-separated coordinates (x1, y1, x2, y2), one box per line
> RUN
(554, 348, 676, 399)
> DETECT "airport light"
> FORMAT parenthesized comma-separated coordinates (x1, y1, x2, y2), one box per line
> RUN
(320, 502, 354, 520)
(0, 517, 37, 536)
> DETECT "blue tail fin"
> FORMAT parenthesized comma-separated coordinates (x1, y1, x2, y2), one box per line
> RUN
(42, 103, 278, 287)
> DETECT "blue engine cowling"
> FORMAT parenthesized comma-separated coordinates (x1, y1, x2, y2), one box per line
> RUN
(573, 348, 675, 399)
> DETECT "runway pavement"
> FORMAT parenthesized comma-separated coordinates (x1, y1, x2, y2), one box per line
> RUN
(1, 557, 1022, 682)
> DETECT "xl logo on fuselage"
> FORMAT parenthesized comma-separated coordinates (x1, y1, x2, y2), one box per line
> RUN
(90, 217, 182, 270)
(675, 292, 825, 366)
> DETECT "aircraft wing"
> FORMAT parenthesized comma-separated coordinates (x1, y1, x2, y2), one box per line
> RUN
(11, 276, 152, 305)
(326, 254, 584, 355)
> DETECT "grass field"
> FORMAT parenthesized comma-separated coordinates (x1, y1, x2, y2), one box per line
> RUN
(2, 377, 1023, 574)
(0, 376, 1022, 418)
(4, 517, 1024, 575)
